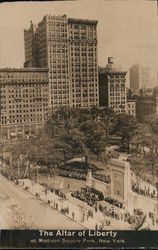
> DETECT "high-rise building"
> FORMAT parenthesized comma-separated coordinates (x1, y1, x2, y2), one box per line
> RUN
(0, 68, 49, 139)
(37, 15, 69, 110)
(140, 67, 151, 90)
(24, 15, 98, 110)
(24, 21, 39, 68)
(68, 18, 98, 108)
(99, 57, 127, 114)
(129, 64, 151, 94)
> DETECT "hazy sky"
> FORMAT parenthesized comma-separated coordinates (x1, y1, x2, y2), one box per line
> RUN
(0, 0, 157, 85)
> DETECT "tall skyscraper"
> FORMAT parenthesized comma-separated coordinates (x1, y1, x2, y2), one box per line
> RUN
(24, 21, 39, 68)
(99, 57, 127, 114)
(68, 18, 98, 108)
(129, 64, 151, 94)
(24, 15, 98, 110)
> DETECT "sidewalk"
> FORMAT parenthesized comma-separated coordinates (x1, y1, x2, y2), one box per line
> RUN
(18, 179, 133, 230)
(18, 179, 105, 229)
(18, 180, 88, 229)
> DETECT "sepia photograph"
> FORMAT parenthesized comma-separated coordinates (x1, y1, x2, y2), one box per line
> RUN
(0, 0, 157, 248)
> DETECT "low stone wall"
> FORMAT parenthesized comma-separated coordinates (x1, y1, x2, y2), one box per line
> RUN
(90, 177, 109, 196)
(69, 195, 94, 211)
(133, 192, 157, 215)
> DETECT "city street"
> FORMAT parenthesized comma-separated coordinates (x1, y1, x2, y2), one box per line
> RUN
(0, 174, 84, 229)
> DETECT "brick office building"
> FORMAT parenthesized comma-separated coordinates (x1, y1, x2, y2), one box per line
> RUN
(0, 15, 99, 139)
(99, 57, 127, 114)
(0, 68, 48, 139)
(24, 15, 99, 110)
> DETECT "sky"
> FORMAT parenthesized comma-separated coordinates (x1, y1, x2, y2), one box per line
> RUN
(0, 0, 157, 86)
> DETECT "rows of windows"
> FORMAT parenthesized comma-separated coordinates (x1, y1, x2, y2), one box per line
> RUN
(0, 74, 47, 79)
(1, 117, 48, 125)
(1, 104, 48, 109)
(110, 93, 125, 97)
(1, 112, 48, 120)
(0, 80, 49, 125)
(128, 110, 135, 115)
(110, 101, 126, 104)
(72, 98, 96, 102)
(127, 103, 135, 108)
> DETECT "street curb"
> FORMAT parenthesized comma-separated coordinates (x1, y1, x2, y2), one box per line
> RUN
(1, 174, 87, 229)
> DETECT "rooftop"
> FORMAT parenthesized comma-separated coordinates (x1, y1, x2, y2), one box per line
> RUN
(127, 99, 136, 103)
(68, 17, 98, 25)
(107, 70, 127, 74)
(99, 66, 127, 75)
(41, 14, 98, 25)
(0, 68, 48, 72)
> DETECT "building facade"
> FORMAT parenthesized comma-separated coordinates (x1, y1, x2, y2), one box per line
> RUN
(0, 68, 49, 139)
(99, 57, 127, 114)
(24, 21, 39, 68)
(130, 64, 151, 94)
(136, 95, 158, 118)
(68, 18, 98, 108)
(126, 99, 136, 116)
(24, 15, 99, 110)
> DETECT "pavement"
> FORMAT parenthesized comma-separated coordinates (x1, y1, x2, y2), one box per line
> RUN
(0, 172, 133, 230)
(0, 173, 84, 229)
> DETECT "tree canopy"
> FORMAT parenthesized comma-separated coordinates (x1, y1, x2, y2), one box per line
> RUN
(8, 107, 158, 183)
(112, 113, 138, 153)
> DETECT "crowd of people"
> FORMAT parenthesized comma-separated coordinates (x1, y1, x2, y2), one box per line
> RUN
(58, 169, 87, 180)
(132, 183, 156, 199)
(57, 168, 111, 184)
(123, 209, 146, 229)
(54, 189, 66, 199)
(99, 203, 120, 220)
(92, 173, 111, 184)
(81, 210, 93, 223)
(60, 206, 69, 215)
(99, 203, 145, 228)
(71, 187, 104, 208)
(148, 212, 158, 226)
(105, 196, 123, 208)
(0, 158, 156, 231)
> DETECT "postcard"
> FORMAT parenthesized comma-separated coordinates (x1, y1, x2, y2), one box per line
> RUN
(0, 0, 157, 249)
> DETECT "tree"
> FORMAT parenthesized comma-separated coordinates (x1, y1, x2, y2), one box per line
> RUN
(131, 123, 149, 156)
(112, 114, 138, 153)
(80, 114, 107, 161)
(10, 134, 66, 178)
(143, 118, 158, 183)
(64, 127, 87, 157)
(130, 117, 158, 183)
(45, 107, 109, 163)
(44, 107, 78, 163)
(11, 137, 38, 169)
(129, 153, 146, 189)
(46, 108, 90, 162)
(100, 107, 116, 145)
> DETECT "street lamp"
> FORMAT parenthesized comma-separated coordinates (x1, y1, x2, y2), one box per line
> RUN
(156, 182, 158, 225)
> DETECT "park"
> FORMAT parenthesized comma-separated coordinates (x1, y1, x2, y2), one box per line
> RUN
(0, 107, 158, 230)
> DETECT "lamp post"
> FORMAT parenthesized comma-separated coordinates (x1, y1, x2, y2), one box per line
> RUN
(156, 182, 158, 225)
(10, 153, 13, 179)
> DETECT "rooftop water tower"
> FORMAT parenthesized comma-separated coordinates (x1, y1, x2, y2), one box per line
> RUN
(108, 57, 114, 69)
(108, 57, 114, 65)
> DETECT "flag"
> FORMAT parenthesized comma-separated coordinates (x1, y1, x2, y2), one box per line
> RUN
(59, 181, 64, 190)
